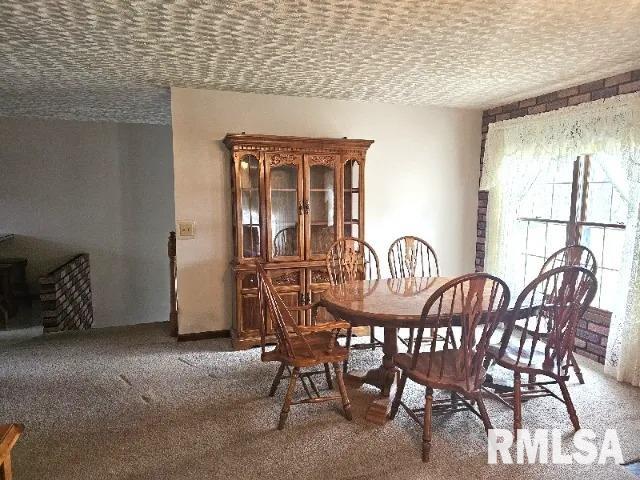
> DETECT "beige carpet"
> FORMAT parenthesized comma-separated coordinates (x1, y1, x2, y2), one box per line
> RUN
(1, 322, 639, 479)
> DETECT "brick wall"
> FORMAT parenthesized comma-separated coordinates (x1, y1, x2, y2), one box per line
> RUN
(40, 254, 93, 332)
(475, 68, 640, 363)
(575, 308, 612, 364)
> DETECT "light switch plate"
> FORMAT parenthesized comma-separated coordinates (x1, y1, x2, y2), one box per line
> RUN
(177, 220, 196, 239)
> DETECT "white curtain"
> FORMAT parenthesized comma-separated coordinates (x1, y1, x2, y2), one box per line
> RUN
(481, 92, 640, 386)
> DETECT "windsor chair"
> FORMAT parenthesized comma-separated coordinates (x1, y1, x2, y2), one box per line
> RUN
(273, 226, 297, 257)
(485, 266, 598, 436)
(539, 245, 597, 384)
(0, 423, 23, 480)
(326, 237, 382, 368)
(388, 273, 510, 462)
(388, 236, 440, 350)
(256, 263, 352, 429)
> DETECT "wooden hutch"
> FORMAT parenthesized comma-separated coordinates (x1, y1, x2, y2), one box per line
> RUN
(223, 133, 374, 349)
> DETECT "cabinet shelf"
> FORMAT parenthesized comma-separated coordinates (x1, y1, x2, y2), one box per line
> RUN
(271, 188, 298, 192)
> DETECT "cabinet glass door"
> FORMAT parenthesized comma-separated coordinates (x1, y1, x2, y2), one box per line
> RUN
(267, 154, 303, 260)
(343, 159, 362, 239)
(237, 154, 261, 258)
(307, 160, 337, 258)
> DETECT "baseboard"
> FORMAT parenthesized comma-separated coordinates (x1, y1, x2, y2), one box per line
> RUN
(177, 329, 231, 342)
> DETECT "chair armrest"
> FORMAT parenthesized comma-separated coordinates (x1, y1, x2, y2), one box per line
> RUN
(296, 320, 351, 333)
(287, 304, 315, 312)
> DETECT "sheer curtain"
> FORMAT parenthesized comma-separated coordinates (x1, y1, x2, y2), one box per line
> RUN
(481, 92, 640, 386)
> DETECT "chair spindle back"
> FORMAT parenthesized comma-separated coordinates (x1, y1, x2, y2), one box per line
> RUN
(388, 236, 439, 279)
(256, 263, 314, 360)
(412, 273, 510, 390)
(500, 266, 598, 375)
(326, 237, 381, 285)
(540, 245, 597, 276)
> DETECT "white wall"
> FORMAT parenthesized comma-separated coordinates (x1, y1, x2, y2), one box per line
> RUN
(171, 88, 482, 335)
(0, 118, 175, 328)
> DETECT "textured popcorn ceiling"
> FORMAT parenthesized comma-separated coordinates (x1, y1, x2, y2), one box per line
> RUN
(1, 0, 640, 123)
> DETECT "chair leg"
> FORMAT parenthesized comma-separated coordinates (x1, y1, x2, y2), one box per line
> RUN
(278, 367, 299, 430)
(343, 327, 352, 374)
(450, 391, 459, 408)
(333, 362, 352, 421)
(269, 362, 286, 397)
(558, 378, 581, 431)
(513, 372, 523, 438)
(407, 328, 414, 352)
(324, 363, 333, 389)
(423, 386, 433, 463)
(475, 394, 493, 434)
(568, 352, 585, 384)
(482, 356, 493, 372)
(370, 326, 377, 349)
(389, 371, 408, 420)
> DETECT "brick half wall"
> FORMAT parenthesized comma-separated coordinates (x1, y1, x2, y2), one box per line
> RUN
(475, 68, 640, 364)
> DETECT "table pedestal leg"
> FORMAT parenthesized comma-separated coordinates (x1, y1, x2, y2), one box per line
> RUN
(345, 327, 399, 425)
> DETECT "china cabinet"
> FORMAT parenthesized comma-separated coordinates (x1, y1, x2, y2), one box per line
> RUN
(223, 133, 374, 349)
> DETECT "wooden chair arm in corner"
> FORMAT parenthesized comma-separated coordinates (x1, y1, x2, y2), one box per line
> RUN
(296, 320, 351, 334)
(0, 423, 24, 479)
(288, 302, 324, 325)
(287, 304, 315, 312)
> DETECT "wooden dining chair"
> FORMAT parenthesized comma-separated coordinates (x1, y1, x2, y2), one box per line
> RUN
(0, 423, 24, 480)
(540, 244, 597, 275)
(388, 236, 440, 351)
(539, 245, 597, 384)
(326, 237, 382, 353)
(256, 263, 353, 429)
(273, 226, 297, 257)
(257, 266, 334, 397)
(485, 266, 597, 436)
(388, 273, 510, 462)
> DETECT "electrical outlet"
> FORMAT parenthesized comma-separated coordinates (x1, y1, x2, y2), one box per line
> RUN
(177, 220, 195, 238)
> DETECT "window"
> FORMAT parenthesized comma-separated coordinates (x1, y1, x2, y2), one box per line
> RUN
(517, 155, 626, 311)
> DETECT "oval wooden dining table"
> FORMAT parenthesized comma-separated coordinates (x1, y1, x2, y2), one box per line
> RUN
(319, 276, 503, 425)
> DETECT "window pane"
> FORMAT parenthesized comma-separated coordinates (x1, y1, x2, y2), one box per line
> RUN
(603, 228, 624, 271)
(546, 223, 567, 257)
(588, 159, 608, 182)
(526, 222, 547, 257)
(599, 269, 621, 311)
(551, 160, 575, 183)
(515, 220, 529, 255)
(585, 183, 613, 223)
(610, 189, 627, 225)
(582, 226, 604, 266)
(531, 183, 553, 218)
(551, 183, 571, 220)
(524, 255, 544, 282)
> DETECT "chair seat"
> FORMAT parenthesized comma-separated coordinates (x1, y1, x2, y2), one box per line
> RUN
(394, 349, 487, 391)
(487, 341, 565, 374)
(262, 331, 348, 367)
